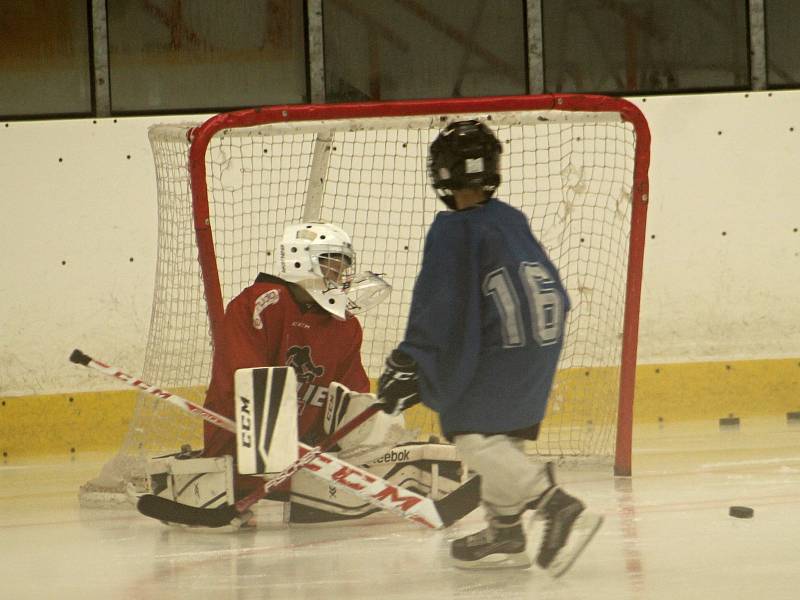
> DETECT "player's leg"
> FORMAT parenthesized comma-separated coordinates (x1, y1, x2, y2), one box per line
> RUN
(450, 433, 552, 569)
(450, 432, 602, 574)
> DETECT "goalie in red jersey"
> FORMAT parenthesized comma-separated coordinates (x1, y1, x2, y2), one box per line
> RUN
(205, 222, 367, 450)
(203, 222, 375, 497)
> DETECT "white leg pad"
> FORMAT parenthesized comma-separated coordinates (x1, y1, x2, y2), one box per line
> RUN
(288, 442, 467, 524)
(146, 452, 235, 509)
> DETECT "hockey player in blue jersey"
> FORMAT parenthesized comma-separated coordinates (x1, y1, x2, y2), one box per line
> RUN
(377, 120, 602, 575)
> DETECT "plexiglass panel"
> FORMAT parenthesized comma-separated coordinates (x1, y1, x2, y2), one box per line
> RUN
(766, 0, 800, 86)
(0, 0, 91, 118)
(542, 0, 749, 94)
(323, 0, 526, 102)
(106, 0, 307, 113)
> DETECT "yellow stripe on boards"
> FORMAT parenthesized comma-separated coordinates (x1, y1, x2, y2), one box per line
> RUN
(404, 357, 800, 434)
(633, 357, 800, 423)
(2, 359, 798, 459)
(0, 386, 206, 460)
(0, 390, 137, 459)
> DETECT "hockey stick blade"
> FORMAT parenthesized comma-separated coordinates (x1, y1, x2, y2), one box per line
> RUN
(137, 494, 236, 528)
(434, 475, 481, 527)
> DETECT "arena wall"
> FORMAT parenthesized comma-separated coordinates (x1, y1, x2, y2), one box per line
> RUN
(1, 91, 798, 458)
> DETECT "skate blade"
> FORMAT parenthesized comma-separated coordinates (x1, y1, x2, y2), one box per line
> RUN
(547, 512, 604, 578)
(452, 552, 532, 570)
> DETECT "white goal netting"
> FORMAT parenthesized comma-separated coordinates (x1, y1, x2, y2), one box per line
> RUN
(80, 96, 649, 505)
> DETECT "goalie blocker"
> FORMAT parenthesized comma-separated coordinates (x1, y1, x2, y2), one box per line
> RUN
(235, 366, 298, 475)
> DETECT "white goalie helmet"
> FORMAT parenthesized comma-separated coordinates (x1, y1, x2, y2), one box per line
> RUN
(279, 222, 356, 319)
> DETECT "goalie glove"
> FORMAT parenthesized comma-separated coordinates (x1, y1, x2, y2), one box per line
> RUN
(377, 348, 421, 416)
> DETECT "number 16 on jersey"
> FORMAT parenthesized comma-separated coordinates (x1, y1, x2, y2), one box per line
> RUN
(482, 261, 566, 349)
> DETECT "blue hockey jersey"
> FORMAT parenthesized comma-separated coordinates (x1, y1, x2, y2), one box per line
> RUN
(398, 198, 570, 436)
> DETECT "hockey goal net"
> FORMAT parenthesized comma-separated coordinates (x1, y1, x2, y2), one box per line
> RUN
(80, 95, 649, 505)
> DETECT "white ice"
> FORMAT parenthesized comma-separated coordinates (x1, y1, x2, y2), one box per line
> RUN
(2, 417, 800, 600)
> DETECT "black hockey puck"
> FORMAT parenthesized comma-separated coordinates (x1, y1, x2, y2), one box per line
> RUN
(729, 506, 754, 519)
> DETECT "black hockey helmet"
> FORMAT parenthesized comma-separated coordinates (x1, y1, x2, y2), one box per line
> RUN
(428, 119, 502, 209)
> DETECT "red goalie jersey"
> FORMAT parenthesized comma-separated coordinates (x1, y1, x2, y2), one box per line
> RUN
(203, 273, 370, 494)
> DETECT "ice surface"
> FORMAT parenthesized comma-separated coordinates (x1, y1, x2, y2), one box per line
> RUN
(2, 417, 799, 600)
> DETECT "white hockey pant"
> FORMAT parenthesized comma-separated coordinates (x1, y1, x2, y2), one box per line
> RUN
(453, 433, 550, 519)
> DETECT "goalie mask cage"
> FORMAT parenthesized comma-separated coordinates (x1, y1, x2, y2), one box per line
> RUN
(80, 95, 649, 506)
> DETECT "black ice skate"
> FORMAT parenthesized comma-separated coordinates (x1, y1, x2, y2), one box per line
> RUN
(451, 515, 531, 569)
(534, 486, 603, 577)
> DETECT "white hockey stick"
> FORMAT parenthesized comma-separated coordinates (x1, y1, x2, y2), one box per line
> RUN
(69, 349, 479, 529)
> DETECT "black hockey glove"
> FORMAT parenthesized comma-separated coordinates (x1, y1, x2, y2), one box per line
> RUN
(377, 348, 421, 416)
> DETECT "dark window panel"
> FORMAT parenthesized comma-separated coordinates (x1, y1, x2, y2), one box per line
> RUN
(766, 0, 800, 86)
(0, 0, 92, 118)
(542, 0, 749, 94)
(106, 0, 306, 113)
(323, 0, 527, 102)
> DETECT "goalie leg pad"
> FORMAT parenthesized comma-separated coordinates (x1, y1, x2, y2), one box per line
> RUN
(288, 442, 469, 524)
(363, 442, 466, 499)
(146, 452, 235, 509)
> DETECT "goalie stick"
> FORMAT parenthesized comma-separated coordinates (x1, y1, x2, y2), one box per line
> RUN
(69, 349, 479, 528)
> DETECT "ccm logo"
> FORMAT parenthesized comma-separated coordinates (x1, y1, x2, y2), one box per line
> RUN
(239, 395, 252, 448)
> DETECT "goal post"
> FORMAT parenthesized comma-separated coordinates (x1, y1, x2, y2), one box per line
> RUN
(80, 94, 649, 505)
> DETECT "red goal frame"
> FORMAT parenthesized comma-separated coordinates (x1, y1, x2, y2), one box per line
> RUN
(186, 94, 650, 476)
